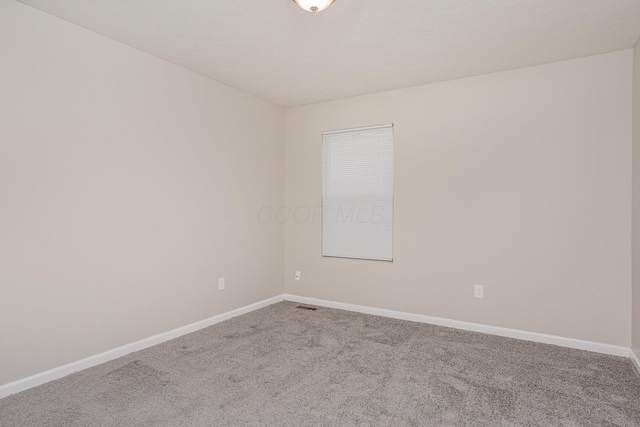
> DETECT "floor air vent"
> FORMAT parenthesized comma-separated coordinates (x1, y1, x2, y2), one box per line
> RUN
(295, 305, 318, 311)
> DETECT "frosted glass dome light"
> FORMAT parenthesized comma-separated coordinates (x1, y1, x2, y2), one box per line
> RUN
(293, 0, 336, 13)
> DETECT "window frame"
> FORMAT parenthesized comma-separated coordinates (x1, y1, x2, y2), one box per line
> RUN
(321, 123, 394, 262)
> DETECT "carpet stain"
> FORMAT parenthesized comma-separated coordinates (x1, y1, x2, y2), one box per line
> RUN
(103, 361, 169, 392)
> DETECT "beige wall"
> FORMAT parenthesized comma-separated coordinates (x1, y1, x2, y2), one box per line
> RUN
(1, 0, 636, 390)
(0, 0, 284, 386)
(285, 50, 633, 347)
(633, 39, 640, 355)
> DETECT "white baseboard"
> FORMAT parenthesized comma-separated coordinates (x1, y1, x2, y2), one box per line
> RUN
(284, 294, 630, 358)
(0, 295, 284, 400)
(2, 293, 634, 400)
(631, 349, 640, 377)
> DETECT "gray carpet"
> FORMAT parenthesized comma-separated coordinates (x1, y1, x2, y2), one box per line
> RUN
(1, 301, 640, 426)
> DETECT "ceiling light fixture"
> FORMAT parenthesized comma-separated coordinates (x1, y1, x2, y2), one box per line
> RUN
(292, 0, 336, 13)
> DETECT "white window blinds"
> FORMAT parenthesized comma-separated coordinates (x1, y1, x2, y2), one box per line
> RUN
(322, 124, 394, 261)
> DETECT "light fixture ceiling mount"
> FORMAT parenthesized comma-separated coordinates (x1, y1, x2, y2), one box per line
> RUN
(292, 0, 336, 13)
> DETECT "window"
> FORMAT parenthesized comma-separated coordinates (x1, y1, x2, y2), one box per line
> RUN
(322, 124, 394, 261)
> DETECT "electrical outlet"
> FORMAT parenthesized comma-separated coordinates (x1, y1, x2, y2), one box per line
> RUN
(218, 278, 225, 291)
(295, 271, 301, 281)
(475, 285, 484, 299)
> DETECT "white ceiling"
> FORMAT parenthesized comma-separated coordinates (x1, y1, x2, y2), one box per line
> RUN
(17, 0, 640, 107)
